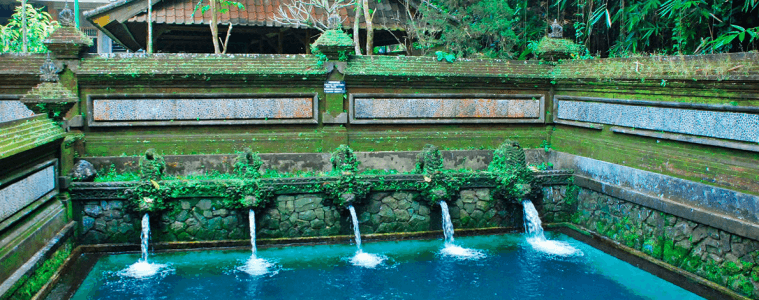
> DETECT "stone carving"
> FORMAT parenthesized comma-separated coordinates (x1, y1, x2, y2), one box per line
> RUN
(71, 160, 98, 182)
(58, 5, 75, 27)
(548, 19, 563, 38)
(233, 148, 263, 178)
(39, 53, 59, 82)
(139, 149, 166, 181)
(415, 144, 443, 174)
(331, 144, 358, 174)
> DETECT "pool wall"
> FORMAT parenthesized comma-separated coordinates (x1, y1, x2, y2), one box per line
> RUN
(541, 152, 759, 299)
(73, 188, 521, 244)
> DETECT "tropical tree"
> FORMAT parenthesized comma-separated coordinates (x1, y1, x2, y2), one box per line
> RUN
(0, 3, 59, 53)
(192, 0, 245, 53)
(412, 0, 520, 58)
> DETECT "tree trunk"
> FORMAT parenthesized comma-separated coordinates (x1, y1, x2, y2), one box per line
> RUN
(147, 0, 153, 53)
(353, 0, 362, 55)
(210, 0, 221, 53)
(362, 0, 373, 55)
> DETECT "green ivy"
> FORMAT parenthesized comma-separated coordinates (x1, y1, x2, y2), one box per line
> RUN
(323, 145, 369, 208)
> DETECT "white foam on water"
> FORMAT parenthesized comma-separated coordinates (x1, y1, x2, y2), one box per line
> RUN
(119, 261, 172, 279)
(350, 250, 386, 269)
(238, 256, 277, 276)
(439, 244, 486, 260)
(523, 200, 582, 257)
(526, 236, 583, 257)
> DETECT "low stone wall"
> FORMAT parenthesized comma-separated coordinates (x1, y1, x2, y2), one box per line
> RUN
(541, 184, 759, 299)
(76, 188, 520, 244)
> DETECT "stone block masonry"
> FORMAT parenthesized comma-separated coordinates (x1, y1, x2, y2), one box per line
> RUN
(541, 184, 759, 299)
(77, 189, 516, 244)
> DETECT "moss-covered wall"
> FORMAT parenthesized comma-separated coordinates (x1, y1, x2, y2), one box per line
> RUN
(541, 184, 759, 299)
(75, 188, 519, 245)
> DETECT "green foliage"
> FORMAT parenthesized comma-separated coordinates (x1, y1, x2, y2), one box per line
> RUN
(488, 140, 534, 200)
(127, 180, 170, 213)
(0, 3, 59, 53)
(95, 164, 140, 182)
(6, 243, 72, 300)
(415, 144, 444, 174)
(220, 179, 272, 209)
(330, 144, 359, 174)
(325, 145, 369, 207)
(412, 144, 462, 206)
(192, 0, 245, 16)
(311, 45, 328, 68)
(233, 148, 263, 178)
(414, 0, 520, 58)
(435, 51, 456, 62)
(139, 149, 166, 181)
(417, 172, 462, 206)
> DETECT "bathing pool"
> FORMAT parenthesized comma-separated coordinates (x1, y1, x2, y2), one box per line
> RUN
(68, 232, 702, 300)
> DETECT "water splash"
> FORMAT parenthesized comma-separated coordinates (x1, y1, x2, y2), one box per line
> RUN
(119, 214, 171, 278)
(522, 200, 582, 256)
(347, 205, 386, 268)
(438, 201, 485, 260)
(238, 209, 276, 276)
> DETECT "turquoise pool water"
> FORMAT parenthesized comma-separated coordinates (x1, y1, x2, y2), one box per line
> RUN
(71, 233, 703, 300)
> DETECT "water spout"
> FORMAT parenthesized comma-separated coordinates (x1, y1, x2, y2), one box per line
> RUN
(249, 209, 257, 256)
(439, 201, 454, 245)
(119, 213, 171, 278)
(348, 205, 362, 249)
(238, 209, 275, 276)
(140, 213, 150, 262)
(347, 205, 385, 268)
(438, 201, 484, 259)
(522, 200, 581, 256)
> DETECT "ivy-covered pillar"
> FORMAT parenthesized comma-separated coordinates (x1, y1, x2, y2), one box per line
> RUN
(310, 29, 354, 149)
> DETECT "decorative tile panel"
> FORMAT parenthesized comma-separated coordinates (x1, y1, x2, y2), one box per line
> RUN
(350, 94, 544, 124)
(557, 98, 759, 143)
(87, 94, 318, 126)
(0, 101, 34, 123)
(0, 165, 56, 221)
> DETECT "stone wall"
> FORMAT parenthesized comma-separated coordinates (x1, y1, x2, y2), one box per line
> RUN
(541, 185, 759, 299)
(77, 189, 520, 244)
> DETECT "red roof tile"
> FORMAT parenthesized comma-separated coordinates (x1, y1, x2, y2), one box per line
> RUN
(128, 0, 407, 30)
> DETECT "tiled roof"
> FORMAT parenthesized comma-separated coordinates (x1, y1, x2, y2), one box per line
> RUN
(345, 56, 552, 78)
(75, 53, 328, 75)
(127, 0, 407, 30)
(0, 114, 65, 159)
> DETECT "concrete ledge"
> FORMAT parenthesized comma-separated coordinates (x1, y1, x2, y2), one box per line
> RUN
(550, 151, 759, 224)
(79, 149, 548, 176)
(610, 126, 759, 153)
(551, 223, 750, 300)
(573, 175, 759, 241)
(554, 119, 604, 130)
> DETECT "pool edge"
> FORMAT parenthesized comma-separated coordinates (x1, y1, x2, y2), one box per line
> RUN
(546, 222, 750, 300)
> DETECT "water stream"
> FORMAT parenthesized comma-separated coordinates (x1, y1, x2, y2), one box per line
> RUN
(348, 205, 385, 268)
(522, 200, 582, 256)
(238, 209, 275, 276)
(119, 213, 170, 278)
(438, 201, 484, 259)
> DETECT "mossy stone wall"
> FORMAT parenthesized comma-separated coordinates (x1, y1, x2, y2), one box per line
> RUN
(77, 188, 517, 244)
(542, 185, 759, 299)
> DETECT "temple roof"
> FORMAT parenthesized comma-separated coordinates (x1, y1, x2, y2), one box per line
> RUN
(0, 114, 65, 160)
